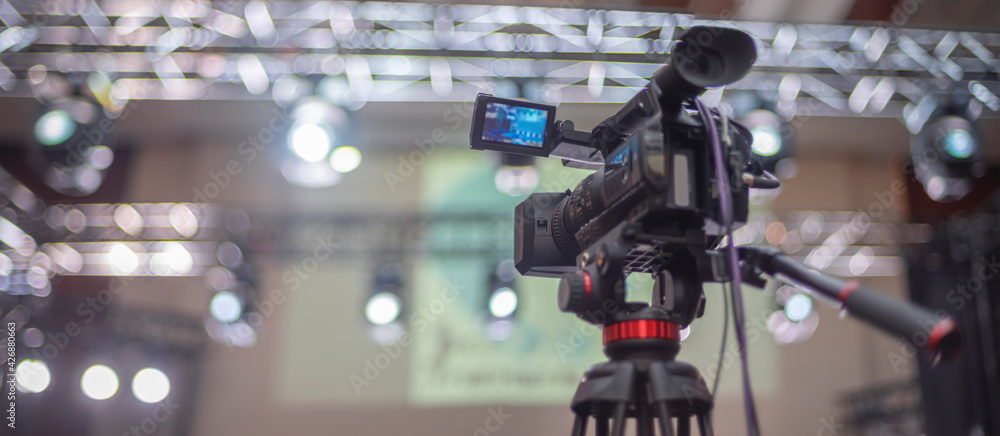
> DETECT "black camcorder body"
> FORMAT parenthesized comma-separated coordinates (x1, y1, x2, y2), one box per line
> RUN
(471, 27, 759, 280)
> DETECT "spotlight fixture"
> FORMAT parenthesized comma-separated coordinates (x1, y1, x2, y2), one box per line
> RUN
(81, 364, 119, 400)
(131, 367, 171, 404)
(363, 263, 407, 343)
(283, 97, 360, 188)
(484, 259, 519, 341)
(15, 360, 51, 393)
(740, 108, 794, 177)
(30, 75, 118, 196)
(910, 99, 985, 202)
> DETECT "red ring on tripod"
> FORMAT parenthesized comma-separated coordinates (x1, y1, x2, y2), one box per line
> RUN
(603, 320, 680, 344)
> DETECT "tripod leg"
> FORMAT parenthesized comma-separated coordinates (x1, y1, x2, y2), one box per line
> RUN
(697, 411, 714, 436)
(636, 393, 653, 436)
(571, 413, 588, 436)
(677, 415, 690, 436)
(656, 403, 674, 436)
(597, 416, 610, 436)
(610, 402, 627, 436)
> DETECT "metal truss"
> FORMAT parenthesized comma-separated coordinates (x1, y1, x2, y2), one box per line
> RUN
(247, 208, 927, 279)
(0, 1, 997, 122)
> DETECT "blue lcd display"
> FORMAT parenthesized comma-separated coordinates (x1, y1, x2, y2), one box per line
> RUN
(481, 102, 549, 148)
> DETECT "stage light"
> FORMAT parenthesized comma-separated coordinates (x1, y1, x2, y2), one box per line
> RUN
(30, 90, 117, 196)
(34, 109, 76, 146)
(132, 368, 170, 403)
(740, 108, 794, 176)
(488, 287, 518, 318)
(483, 260, 519, 340)
(363, 263, 407, 343)
(329, 146, 362, 173)
(942, 129, 975, 159)
(911, 110, 985, 202)
(210, 291, 242, 323)
(81, 364, 119, 400)
(15, 360, 51, 393)
(365, 292, 402, 325)
(283, 98, 354, 188)
(783, 294, 813, 322)
(289, 123, 331, 163)
(750, 125, 781, 157)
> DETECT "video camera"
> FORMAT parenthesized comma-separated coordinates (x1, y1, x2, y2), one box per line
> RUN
(470, 27, 766, 326)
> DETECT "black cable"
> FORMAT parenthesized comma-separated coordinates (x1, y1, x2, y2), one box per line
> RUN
(712, 281, 730, 398)
(694, 97, 761, 436)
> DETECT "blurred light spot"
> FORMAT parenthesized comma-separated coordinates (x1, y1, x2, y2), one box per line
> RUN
(210, 291, 242, 323)
(51, 244, 83, 273)
(224, 210, 251, 236)
(151, 242, 192, 275)
(169, 204, 199, 238)
(64, 207, 87, 233)
(132, 368, 170, 403)
(107, 243, 140, 275)
(767, 311, 820, 344)
(35, 110, 76, 146)
(85, 145, 114, 170)
(780, 231, 802, 254)
(495, 166, 538, 197)
(925, 176, 946, 201)
(0, 252, 11, 276)
(750, 125, 781, 157)
(799, 212, 824, 243)
(74, 167, 102, 194)
(216, 242, 243, 268)
(237, 54, 270, 95)
(81, 365, 119, 400)
(943, 129, 975, 159)
(329, 146, 362, 173)
(679, 325, 691, 341)
(23, 328, 43, 348)
(765, 221, 787, 246)
(849, 247, 874, 276)
(784, 294, 813, 322)
(205, 266, 235, 291)
(488, 287, 517, 318)
(289, 123, 331, 162)
(27, 266, 49, 290)
(113, 205, 143, 236)
(16, 360, 50, 393)
(365, 292, 401, 325)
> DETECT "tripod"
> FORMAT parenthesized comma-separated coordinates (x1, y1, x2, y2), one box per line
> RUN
(569, 308, 714, 436)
